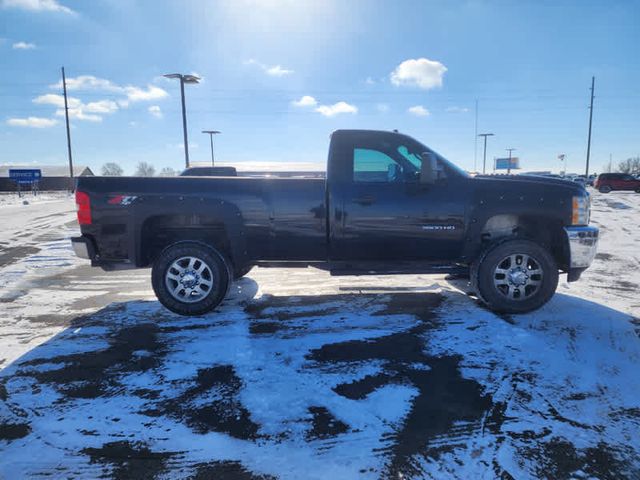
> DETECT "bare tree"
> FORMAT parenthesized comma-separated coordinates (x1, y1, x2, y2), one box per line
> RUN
(135, 161, 156, 177)
(101, 162, 123, 176)
(617, 157, 640, 175)
(159, 167, 177, 177)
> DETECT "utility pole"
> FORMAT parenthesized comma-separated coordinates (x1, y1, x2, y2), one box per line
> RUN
(61, 67, 74, 186)
(478, 133, 494, 174)
(506, 148, 516, 174)
(585, 76, 595, 178)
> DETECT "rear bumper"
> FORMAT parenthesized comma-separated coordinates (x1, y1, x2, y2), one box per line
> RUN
(71, 235, 95, 260)
(564, 226, 598, 281)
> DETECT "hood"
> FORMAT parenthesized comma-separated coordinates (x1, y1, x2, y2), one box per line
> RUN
(473, 174, 585, 195)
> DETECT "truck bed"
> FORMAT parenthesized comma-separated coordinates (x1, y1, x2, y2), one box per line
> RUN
(76, 175, 328, 266)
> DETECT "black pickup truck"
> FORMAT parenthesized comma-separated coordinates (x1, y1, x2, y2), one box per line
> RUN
(72, 129, 598, 315)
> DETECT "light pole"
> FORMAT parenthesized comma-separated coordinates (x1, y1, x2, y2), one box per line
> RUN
(506, 148, 516, 174)
(163, 73, 200, 168)
(478, 133, 494, 174)
(202, 130, 221, 166)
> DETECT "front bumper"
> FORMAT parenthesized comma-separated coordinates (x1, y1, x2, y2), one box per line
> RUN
(564, 225, 599, 272)
(71, 235, 96, 260)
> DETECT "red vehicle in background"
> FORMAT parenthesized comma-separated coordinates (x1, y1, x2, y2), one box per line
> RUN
(594, 173, 640, 193)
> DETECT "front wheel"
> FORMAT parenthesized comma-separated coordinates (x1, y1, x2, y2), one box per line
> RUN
(471, 239, 558, 314)
(152, 241, 230, 316)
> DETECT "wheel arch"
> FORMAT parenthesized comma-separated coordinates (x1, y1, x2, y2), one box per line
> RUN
(136, 202, 248, 269)
(473, 213, 569, 270)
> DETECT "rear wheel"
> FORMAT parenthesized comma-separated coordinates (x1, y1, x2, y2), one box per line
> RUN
(471, 239, 558, 314)
(599, 185, 612, 193)
(152, 241, 230, 316)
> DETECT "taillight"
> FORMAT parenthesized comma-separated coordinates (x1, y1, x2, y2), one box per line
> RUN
(75, 191, 92, 225)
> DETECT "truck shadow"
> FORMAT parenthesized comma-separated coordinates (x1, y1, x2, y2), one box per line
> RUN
(1, 283, 638, 479)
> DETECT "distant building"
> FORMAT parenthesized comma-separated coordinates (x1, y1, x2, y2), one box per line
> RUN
(0, 165, 94, 191)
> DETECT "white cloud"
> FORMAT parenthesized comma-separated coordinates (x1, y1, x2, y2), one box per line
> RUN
(124, 85, 168, 102)
(1, 0, 75, 15)
(245, 59, 294, 77)
(34, 94, 117, 121)
(84, 100, 118, 114)
(390, 57, 447, 89)
(43, 75, 167, 122)
(408, 105, 430, 117)
(446, 106, 469, 113)
(33, 93, 80, 108)
(315, 101, 358, 117)
(292, 96, 357, 117)
(49, 75, 168, 103)
(49, 75, 122, 92)
(12, 41, 36, 49)
(6, 116, 58, 128)
(265, 65, 294, 77)
(365, 77, 376, 85)
(376, 103, 390, 113)
(55, 108, 101, 122)
(292, 95, 317, 107)
(148, 105, 162, 118)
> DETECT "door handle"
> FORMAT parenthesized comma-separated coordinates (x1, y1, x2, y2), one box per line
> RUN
(353, 195, 376, 205)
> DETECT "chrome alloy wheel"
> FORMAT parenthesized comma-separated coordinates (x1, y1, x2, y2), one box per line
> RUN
(165, 256, 215, 303)
(493, 253, 543, 301)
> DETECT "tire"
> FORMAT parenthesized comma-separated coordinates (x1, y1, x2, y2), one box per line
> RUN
(599, 185, 612, 193)
(471, 239, 558, 314)
(151, 241, 231, 316)
(233, 264, 253, 280)
(635, 188, 640, 194)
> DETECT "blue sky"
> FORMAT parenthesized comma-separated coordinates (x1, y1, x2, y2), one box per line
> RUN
(1, 0, 638, 175)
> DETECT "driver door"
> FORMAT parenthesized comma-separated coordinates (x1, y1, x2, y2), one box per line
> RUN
(332, 138, 467, 262)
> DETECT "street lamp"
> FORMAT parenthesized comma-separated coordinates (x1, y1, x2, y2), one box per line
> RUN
(202, 130, 221, 166)
(478, 133, 494, 174)
(163, 73, 200, 168)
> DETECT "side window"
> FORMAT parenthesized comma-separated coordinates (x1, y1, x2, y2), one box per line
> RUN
(398, 144, 447, 181)
(353, 148, 404, 183)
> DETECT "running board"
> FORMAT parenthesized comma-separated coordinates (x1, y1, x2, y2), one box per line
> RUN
(328, 262, 469, 277)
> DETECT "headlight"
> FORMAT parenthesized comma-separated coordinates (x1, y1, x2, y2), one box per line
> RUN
(572, 194, 590, 225)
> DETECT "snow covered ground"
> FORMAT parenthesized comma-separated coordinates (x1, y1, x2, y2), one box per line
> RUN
(0, 190, 638, 479)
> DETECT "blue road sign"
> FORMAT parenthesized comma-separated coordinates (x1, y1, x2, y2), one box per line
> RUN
(495, 158, 520, 170)
(9, 169, 42, 185)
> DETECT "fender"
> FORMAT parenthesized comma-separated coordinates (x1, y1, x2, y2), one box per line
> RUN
(133, 196, 249, 268)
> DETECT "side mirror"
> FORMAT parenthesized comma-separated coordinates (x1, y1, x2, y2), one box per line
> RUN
(420, 152, 437, 184)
